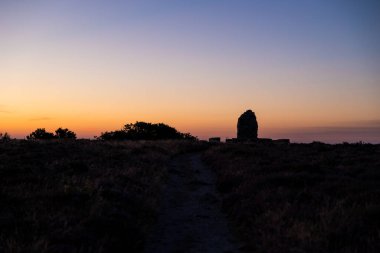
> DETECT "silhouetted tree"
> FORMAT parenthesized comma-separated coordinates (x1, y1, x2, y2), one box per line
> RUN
(26, 128, 56, 140)
(99, 121, 197, 141)
(55, 128, 76, 139)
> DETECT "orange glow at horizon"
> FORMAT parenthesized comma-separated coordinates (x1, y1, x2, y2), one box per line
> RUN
(2, 105, 380, 143)
(1, 1, 379, 143)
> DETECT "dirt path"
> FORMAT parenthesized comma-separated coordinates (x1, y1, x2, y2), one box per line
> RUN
(144, 153, 241, 253)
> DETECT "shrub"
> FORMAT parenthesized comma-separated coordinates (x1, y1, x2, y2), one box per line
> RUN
(55, 127, 77, 139)
(98, 130, 129, 141)
(99, 121, 197, 141)
(26, 128, 55, 140)
(26, 128, 77, 140)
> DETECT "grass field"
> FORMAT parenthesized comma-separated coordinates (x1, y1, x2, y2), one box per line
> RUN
(204, 142, 380, 253)
(1, 140, 379, 252)
(0, 140, 204, 253)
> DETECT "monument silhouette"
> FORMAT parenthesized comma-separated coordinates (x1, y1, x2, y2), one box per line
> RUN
(237, 109, 258, 141)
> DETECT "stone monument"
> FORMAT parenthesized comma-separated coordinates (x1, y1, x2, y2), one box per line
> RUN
(237, 109, 258, 141)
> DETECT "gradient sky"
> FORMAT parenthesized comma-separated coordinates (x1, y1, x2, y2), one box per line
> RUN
(1, 0, 380, 143)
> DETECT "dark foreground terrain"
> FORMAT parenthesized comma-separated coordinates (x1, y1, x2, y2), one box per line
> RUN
(144, 153, 240, 253)
(204, 142, 380, 253)
(0, 140, 204, 253)
(1, 140, 379, 253)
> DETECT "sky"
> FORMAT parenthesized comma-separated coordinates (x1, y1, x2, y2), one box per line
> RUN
(1, 0, 380, 143)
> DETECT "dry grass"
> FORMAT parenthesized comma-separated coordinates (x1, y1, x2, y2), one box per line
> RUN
(204, 142, 380, 253)
(0, 139, 205, 253)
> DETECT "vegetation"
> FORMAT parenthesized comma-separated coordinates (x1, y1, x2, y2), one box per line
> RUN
(55, 128, 77, 139)
(1, 133, 379, 253)
(26, 128, 77, 140)
(204, 142, 380, 253)
(0, 132, 11, 142)
(26, 128, 56, 140)
(0, 140, 206, 253)
(98, 121, 196, 141)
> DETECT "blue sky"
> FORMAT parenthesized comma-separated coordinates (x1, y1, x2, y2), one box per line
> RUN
(1, 0, 379, 142)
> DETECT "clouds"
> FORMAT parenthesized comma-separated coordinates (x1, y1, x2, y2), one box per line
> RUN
(285, 123, 380, 143)
(266, 119, 380, 143)
(303, 126, 380, 135)
(355, 120, 380, 127)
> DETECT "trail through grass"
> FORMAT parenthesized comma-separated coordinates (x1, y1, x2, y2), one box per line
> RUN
(144, 153, 241, 253)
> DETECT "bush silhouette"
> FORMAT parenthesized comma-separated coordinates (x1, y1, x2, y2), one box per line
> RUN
(99, 121, 197, 141)
(27, 128, 77, 140)
(55, 128, 77, 139)
(98, 130, 129, 140)
(27, 128, 55, 140)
